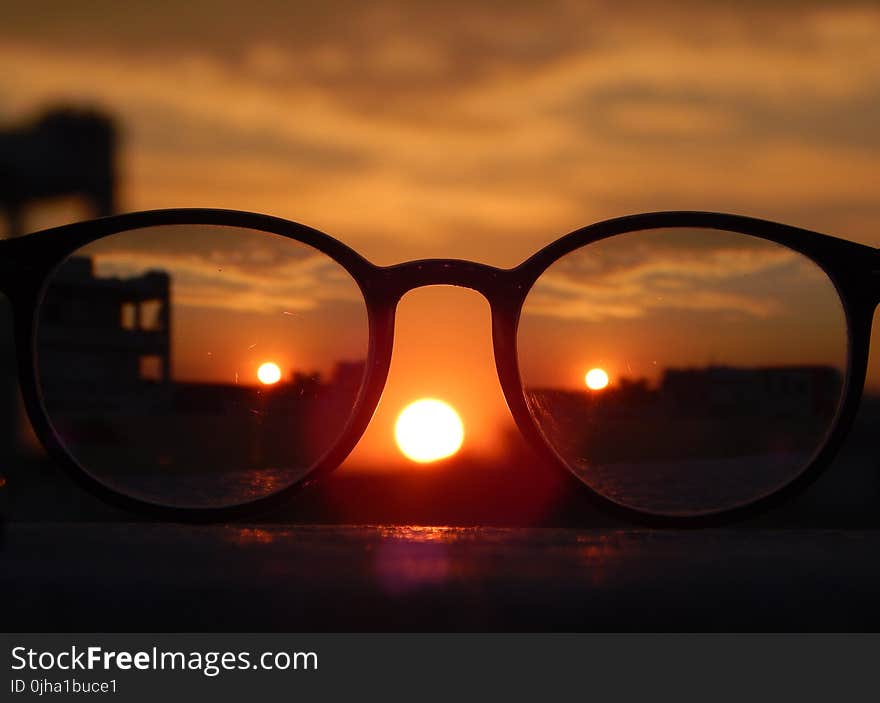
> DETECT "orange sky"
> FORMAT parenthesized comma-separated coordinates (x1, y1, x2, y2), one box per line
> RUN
(3, 0, 880, 467)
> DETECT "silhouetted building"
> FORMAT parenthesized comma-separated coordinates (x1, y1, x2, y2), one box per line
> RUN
(661, 365, 841, 417)
(39, 256, 171, 391)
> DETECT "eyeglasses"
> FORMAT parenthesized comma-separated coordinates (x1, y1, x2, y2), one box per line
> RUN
(2, 209, 873, 524)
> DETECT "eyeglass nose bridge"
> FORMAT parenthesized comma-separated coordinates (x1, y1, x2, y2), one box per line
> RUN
(373, 258, 516, 303)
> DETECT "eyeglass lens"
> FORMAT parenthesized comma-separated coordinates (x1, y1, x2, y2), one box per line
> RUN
(36, 225, 370, 508)
(518, 228, 848, 516)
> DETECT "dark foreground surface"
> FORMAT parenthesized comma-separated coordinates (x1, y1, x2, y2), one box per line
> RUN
(3, 522, 880, 631)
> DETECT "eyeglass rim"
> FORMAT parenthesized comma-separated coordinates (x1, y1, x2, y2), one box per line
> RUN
(2, 208, 876, 525)
(506, 213, 876, 526)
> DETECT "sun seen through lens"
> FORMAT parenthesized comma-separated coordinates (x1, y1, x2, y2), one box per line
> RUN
(36, 224, 370, 508)
(518, 227, 848, 516)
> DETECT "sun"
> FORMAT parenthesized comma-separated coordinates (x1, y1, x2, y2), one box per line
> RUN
(585, 367, 609, 390)
(257, 361, 282, 385)
(394, 398, 465, 463)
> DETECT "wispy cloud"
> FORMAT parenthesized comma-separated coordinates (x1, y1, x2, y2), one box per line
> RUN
(1, 0, 878, 262)
(92, 248, 362, 315)
(525, 244, 799, 321)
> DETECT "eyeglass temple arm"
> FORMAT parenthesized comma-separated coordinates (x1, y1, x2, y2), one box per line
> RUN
(0, 236, 40, 299)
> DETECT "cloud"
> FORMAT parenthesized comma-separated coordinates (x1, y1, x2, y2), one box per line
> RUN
(524, 243, 798, 321)
(90, 247, 363, 315)
(1, 0, 878, 263)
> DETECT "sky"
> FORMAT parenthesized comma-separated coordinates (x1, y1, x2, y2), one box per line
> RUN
(2, 0, 879, 466)
(81, 224, 370, 385)
(519, 228, 847, 390)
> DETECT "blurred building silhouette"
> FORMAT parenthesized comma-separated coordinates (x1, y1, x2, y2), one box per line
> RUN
(0, 107, 117, 237)
(0, 105, 119, 479)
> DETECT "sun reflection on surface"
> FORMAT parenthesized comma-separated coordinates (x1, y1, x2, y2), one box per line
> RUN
(373, 539, 451, 595)
(229, 527, 275, 545)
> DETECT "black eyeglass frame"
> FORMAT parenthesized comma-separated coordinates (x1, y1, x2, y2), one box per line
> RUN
(1, 208, 876, 526)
